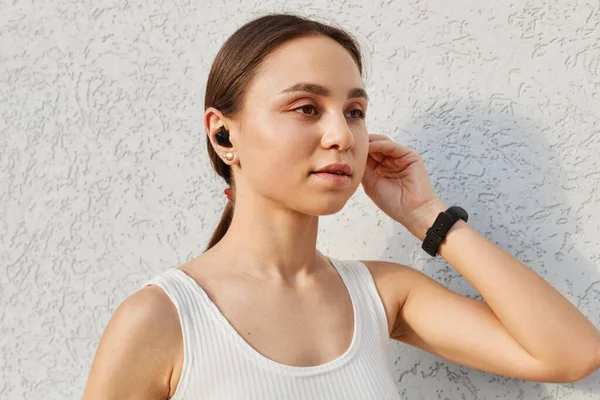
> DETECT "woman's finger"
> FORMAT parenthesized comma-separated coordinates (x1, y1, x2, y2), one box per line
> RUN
(369, 151, 387, 163)
(368, 140, 416, 159)
(368, 133, 391, 142)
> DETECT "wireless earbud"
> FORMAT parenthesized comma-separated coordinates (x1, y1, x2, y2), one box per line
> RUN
(215, 126, 232, 147)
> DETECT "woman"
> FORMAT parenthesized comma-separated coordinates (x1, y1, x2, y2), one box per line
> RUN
(83, 13, 600, 399)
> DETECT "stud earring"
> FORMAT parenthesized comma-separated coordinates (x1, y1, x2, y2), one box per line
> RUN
(224, 153, 234, 161)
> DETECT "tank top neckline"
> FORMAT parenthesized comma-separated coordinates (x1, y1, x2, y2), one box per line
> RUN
(172, 256, 362, 376)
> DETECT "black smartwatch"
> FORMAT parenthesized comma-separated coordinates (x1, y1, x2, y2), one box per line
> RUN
(422, 206, 468, 257)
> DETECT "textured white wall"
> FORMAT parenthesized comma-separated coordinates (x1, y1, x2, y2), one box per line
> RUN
(1, 0, 599, 398)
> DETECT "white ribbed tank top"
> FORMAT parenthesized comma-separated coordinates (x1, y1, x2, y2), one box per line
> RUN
(141, 257, 401, 399)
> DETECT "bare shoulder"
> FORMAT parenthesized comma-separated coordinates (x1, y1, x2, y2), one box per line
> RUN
(83, 284, 182, 400)
(359, 259, 420, 300)
(358, 260, 421, 337)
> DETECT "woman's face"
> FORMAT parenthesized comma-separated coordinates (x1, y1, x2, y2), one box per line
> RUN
(228, 35, 369, 215)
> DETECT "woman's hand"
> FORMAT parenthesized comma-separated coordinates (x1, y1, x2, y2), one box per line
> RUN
(361, 134, 446, 238)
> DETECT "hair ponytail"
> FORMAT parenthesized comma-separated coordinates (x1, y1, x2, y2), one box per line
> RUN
(204, 201, 234, 251)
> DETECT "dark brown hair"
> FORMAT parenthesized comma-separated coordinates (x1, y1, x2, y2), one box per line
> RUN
(203, 13, 364, 251)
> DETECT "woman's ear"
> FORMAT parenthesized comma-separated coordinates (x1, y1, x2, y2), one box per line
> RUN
(205, 107, 232, 148)
(205, 107, 239, 165)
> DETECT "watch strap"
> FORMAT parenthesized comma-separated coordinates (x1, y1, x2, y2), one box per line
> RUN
(422, 206, 468, 257)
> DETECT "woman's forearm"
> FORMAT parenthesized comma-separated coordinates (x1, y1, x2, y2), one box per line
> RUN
(407, 200, 600, 377)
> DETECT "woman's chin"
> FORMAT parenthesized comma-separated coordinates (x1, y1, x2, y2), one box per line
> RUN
(297, 198, 350, 216)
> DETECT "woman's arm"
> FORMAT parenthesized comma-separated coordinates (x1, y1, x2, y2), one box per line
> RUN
(390, 199, 600, 382)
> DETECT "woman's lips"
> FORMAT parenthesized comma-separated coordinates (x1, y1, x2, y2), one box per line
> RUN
(311, 172, 351, 186)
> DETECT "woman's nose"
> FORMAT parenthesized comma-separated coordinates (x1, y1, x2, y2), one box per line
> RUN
(320, 115, 355, 151)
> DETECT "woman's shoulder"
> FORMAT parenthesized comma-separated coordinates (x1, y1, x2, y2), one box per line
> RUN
(358, 259, 417, 299)
(355, 259, 415, 333)
(127, 283, 183, 339)
(83, 284, 182, 398)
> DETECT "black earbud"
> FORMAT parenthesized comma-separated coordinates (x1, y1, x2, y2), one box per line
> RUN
(215, 126, 232, 147)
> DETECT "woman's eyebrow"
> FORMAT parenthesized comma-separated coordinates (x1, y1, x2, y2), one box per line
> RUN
(279, 82, 369, 102)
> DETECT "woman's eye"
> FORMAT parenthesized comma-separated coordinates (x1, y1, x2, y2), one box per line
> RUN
(294, 105, 317, 115)
(293, 105, 365, 119)
(346, 109, 366, 119)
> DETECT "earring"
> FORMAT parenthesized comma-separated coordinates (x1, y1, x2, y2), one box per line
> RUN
(224, 152, 234, 161)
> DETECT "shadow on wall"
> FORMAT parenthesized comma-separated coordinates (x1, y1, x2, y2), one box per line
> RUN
(379, 103, 600, 399)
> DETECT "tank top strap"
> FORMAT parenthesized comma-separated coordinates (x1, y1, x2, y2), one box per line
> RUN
(329, 258, 390, 348)
(140, 267, 213, 324)
(140, 268, 215, 399)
